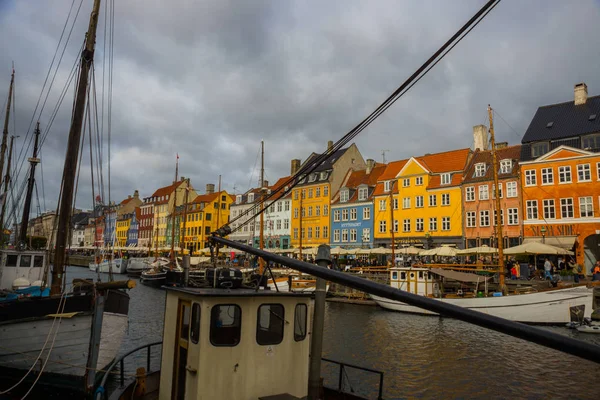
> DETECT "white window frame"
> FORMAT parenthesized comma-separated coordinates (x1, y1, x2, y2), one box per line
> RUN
(402, 197, 410, 209)
(429, 217, 437, 232)
(560, 198, 574, 219)
(358, 187, 368, 201)
(379, 220, 387, 233)
(402, 178, 410, 188)
(441, 193, 450, 206)
(350, 208, 357, 220)
(579, 196, 593, 218)
(465, 187, 475, 202)
(441, 173, 451, 185)
(429, 194, 437, 207)
(500, 159, 512, 174)
(403, 219, 411, 232)
(363, 207, 371, 220)
(480, 210, 490, 227)
(340, 189, 349, 203)
(526, 200, 538, 220)
(558, 166, 572, 183)
(442, 217, 450, 231)
(474, 163, 486, 177)
(416, 196, 424, 208)
(478, 185, 489, 200)
(506, 181, 517, 198)
(525, 170, 537, 186)
(341, 229, 348, 242)
(466, 211, 476, 228)
(342, 209, 349, 221)
(333, 229, 340, 242)
(543, 199, 555, 219)
(415, 176, 423, 185)
(541, 168, 554, 185)
(379, 199, 386, 211)
(415, 218, 424, 232)
(333, 209, 340, 222)
(507, 208, 519, 225)
(577, 164, 591, 182)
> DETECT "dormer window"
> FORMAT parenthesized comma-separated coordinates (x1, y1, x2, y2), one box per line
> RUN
(582, 134, 600, 150)
(340, 189, 349, 203)
(531, 142, 549, 158)
(236, 195, 242, 204)
(474, 163, 486, 178)
(441, 173, 451, 185)
(248, 193, 255, 202)
(308, 173, 317, 183)
(500, 159, 512, 174)
(319, 171, 328, 180)
(358, 187, 368, 201)
(384, 181, 391, 192)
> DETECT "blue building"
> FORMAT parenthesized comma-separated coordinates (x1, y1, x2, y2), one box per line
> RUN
(330, 161, 386, 248)
(126, 209, 139, 247)
(103, 205, 117, 246)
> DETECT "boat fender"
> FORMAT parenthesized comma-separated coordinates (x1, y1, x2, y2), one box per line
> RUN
(93, 386, 105, 400)
(31, 280, 44, 287)
(12, 277, 30, 290)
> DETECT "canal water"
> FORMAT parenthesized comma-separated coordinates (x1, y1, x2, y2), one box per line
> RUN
(62, 269, 600, 398)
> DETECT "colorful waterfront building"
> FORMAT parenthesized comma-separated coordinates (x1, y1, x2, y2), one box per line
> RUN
(115, 214, 131, 247)
(180, 185, 234, 253)
(151, 178, 196, 248)
(291, 142, 366, 249)
(372, 160, 408, 247)
(462, 138, 523, 249)
(330, 159, 386, 248)
(138, 198, 154, 248)
(229, 187, 261, 247)
(103, 205, 117, 246)
(520, 83, 600, 270)
(126, 208, 139, 247)
(377, 149, 471, 249)
(253, 177, 292, 249)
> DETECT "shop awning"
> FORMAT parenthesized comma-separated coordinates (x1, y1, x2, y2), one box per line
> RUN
(522, 236, 577, 250)
(429, 268, 491, 283)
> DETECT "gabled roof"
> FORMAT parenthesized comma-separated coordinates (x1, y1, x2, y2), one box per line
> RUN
(377, 159, 408, 181)
(192, 192, 219, 204)
(462, 145, 522, 184)
(332, 164, 387, 204)
(269, 176, 292, 201)
(520, 145, 596, 164)
(416, 148, 471, 173)
(151, 180, 185, 198)
(521, 95, 600, 143)
(302, 147, 349, 173)
(427, 173, 464, 189)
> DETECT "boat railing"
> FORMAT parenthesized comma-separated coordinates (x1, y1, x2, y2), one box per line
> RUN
(322, 357, 384, 400)
(95, 341, 162, 399)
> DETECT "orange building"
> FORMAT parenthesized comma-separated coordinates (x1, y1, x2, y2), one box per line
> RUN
(462, 144, 523, 249)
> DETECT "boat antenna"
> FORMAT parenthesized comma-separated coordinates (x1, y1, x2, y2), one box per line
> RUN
(0, 67, 15, 188)
(17, 122, 41, 248)
(51, 0, 102, 295)
(488, 105, 506, 294)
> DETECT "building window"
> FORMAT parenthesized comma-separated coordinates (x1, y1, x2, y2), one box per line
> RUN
(541, 168, 553, 185)
(323, 226, 328, 238)
(543, 199, 556, 219)
(441, 217, 450, 231)
(362, 228, 370, 242)
(441, 193, 450, 206)
(342, 209, 349, 221)
(340, 190, 349, 202)
(316, 206, 321, 216)
(500, 159, 512, 174)
(293, 228, 298, 239)
(526, 200, 538, 220)
(350, 208, 357, 220)
(577, 164, 591, 182)
(393, 198, 399, 210)
(582, 134, 600, 150)
(294, 304, 307, 341)
(358, 187, 368, 201)
(402, 197, 410, 209)
(416, 196, 424, 208)
(256, 304, 284, 345)
(393, 219, 399, 233)
(379, 220, 387, 233)
(323, 205, 329, 216)
(441, 173, 451, 185)
(341, 229, 348, 242)
(402, 178, 410, 188)
(315, 226, 320, 238)
(597, 162, 600, 180)
(415, 218, 424, 232)
(480, 210, 490, 227)
(561, 198, 574, 218)
(493, 209, 504, 226)
(323, 186, 329, 197)
(350, 229, 357, 242)
(308, 206, 313, 217)
(284, 219, 289, 230)
(559, 166, 572, 183)
(525, 170, 537, 186)
(506, 181, 517, 198)
(466, 211, 476, 228)
(531, 142, 549, 158)
(429, 217, 437, 231)
(474, 163, 486, 177)
(294, 208, 299, 219)
(429, 194, 437, 207)
(507, 208, 519, 225)
(403, 219, 411, 232)
(307, 227, 312, 239)
(465, 187, 475, 202)
(363, 208, 371, 220)
(210, 305, 241, 347)
(479, 185, 489, 200)
(385, 181, 392, 191)
(579, 197, 594, 218)
(379, 199, 386, 211)
(334, 230, 340, 242)
(491, 183, 503, 199)
(415, 176, 423, 185)
(315, 187, 321, 197)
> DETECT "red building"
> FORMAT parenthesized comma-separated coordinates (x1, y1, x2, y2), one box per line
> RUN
(138, 197, 155, 248)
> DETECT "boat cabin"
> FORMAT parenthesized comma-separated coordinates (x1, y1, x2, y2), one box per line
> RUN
(389, 267, 438, 297)
(159, 287, 313, 399)
(0, 249, 48, 291)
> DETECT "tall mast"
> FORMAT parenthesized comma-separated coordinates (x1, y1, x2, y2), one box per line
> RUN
(488, 105, 505, 291)
(51, 0, 102, 295)
(259, 141, 265, 274)
(216, 175, 222, 229)
(299, 188, 303, 260)
(0, 135, 15, 238)
(170, 155, 179, 265)
(389, 181, 396, 265)
(0, 68, 15, 184)
(180, 178, 190, 255)
(18, 122, 41, 245)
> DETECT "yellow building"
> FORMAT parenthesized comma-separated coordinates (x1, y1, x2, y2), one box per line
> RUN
(150, 178, 197, 248)
(373, 160, 407, 246)
(290, 143, 365, 249)
(115, 215, 131, 247)
(181, 189, 234, 252)
(374, 149, 471, 249)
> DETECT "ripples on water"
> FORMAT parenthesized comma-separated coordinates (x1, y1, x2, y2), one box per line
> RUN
(66, 269, 600, 399)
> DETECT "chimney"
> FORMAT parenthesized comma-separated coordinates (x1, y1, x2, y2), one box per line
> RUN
(366, 159, 375, 174)
(134, 190, 139, 199)
(128, 195, 132, 199)
(206, 184, 215, 194)
(473, 125, 489, 151)
(263, 180, 269, 188)
(496, 142, 508, 149)
(291, 159, 301, 175)
(327, 140, 333, 151)
(574, 83, 588, 106)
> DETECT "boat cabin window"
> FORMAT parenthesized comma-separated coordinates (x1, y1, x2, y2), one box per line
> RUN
(400, 272, 406, 280)
(180, 303, 191, 341)
(418, 271, 423, 279)
(256, 304, 285, 345)
(392, 272, 398, 280)
(5, 254, 18, 267)
(294, 304, 307, 342)
(410, 273, 415, 279)
(428, 273, 432, 280)
(19, 255, 31, 268)
(191, 303, 200, 344)
(34, 255, 44, 268)
(210, 304, 241, 346)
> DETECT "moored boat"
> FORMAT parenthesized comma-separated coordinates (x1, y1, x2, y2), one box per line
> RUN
(89, 258, 126, 274)
(126, 257, 151, 277)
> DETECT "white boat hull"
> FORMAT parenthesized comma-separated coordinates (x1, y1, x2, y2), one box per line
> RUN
(371, 286, 594, 324)
(89, 258, 126, 274)
(267, 277, 330, 293)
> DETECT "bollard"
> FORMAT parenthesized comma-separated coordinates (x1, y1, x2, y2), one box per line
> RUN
(308, 244, 330, 400)
(183, 254, 190, 287)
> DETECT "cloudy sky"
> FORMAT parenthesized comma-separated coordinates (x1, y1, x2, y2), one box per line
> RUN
(1, 0, 600, 219)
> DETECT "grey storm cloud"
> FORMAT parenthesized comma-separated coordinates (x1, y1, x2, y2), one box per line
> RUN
(1, 0, 599, 221)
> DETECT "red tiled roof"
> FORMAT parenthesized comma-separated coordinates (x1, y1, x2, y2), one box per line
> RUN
(427, 172, 464, 190)
(416, 148, 471, 173)
(269, 176, 292, 201)
(192, 192, 219, 204)
(151, 180, 185, 198)
(378, 159, 408, 181)
(332, 164, 387, 204)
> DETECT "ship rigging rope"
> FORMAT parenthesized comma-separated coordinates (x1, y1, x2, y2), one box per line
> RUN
(0, 291, 68, 395)
(222, 0, 501, 236)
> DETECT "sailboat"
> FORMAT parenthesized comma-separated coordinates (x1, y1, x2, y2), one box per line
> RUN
(0, 1, 133, 395)
(371, 106, 594, 324)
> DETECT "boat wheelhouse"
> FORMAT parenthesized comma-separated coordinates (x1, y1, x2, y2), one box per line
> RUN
(0, 249, 48, 290)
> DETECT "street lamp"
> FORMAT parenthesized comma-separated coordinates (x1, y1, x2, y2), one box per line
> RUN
(540, 226, 546, 244)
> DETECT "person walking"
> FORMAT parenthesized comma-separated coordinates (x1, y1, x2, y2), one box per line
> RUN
(544, 258, 553, 280)
(592, 261, 600, 281)
(568, 257, 580, 283)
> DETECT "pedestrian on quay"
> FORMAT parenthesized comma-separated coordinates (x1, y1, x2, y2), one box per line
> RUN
(568, 257, 580, 283)
(592, 261, 600, 281)
(544, 258, 553, 280)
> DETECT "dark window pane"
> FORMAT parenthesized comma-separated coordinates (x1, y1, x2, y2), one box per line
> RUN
(19, 255, 32, 268)
(210, 304, 241, 346)
(191, 303, 200, 344)
(257, 304, 285, 345)
(294, 304, 307, 342)
(6, 254, 18, 267)
(180, 303, 190, 341)
(33, 255, 44, 268)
